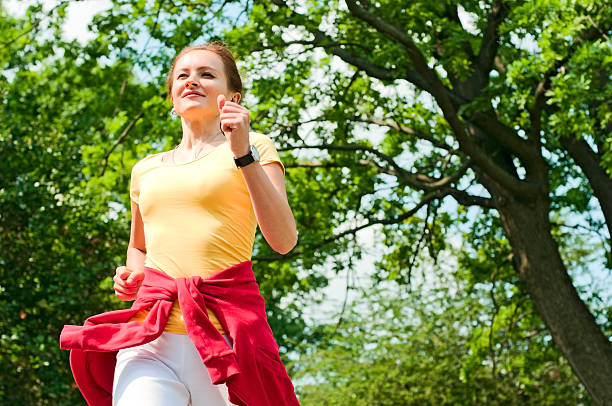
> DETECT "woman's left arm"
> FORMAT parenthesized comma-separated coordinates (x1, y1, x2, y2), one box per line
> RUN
(218, 94, 297, 254)
(240, 161, 298, 254)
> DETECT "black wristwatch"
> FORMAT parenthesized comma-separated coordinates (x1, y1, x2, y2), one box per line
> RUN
(234, 145, 260, 168)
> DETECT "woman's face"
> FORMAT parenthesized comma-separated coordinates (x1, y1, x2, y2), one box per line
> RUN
(170, 50, 239, 120)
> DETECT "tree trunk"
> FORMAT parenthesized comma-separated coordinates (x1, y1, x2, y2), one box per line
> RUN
(489, 187, 612, 405)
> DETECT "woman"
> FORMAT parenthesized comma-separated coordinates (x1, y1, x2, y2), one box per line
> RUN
(60, 41, 300, 406)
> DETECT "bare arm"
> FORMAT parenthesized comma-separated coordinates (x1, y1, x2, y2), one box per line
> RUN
(239, 161, 298, 254)
(218, 96, 298, 254)
(126, 247, 146, 274)
(114, 199, 146, 300)
(126, 198, 146, 272)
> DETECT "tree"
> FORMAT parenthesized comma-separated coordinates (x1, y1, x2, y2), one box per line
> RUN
(2, 0, 611, 404)
(0, 2, 316, 403)
(0, 4, 155, 403)
(292, 262, 595, 405)
(218, 0, 612, 403)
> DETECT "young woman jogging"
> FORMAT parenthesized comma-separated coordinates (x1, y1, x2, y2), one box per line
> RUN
(60, 40, 300, 406)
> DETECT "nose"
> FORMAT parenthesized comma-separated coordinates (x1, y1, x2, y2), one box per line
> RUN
(185, 77, 199, 89)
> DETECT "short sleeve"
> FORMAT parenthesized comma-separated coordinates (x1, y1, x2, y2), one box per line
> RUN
(250, 132, 285, 175)
(129, 162, 141, 204)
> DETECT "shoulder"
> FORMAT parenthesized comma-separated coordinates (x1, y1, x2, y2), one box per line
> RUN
(248, 131, 285, 175)
(131, 152, 164, 176)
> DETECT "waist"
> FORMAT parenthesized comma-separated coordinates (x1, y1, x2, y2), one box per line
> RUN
(128, 301, 226, 335)
(142, 244, 253, 279)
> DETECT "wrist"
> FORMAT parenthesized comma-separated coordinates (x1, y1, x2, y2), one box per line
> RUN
(231, 145, 250, 158)
(234, 144, 261, 169)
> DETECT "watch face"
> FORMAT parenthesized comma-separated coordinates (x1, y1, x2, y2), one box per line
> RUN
(250, 145, 260, 161)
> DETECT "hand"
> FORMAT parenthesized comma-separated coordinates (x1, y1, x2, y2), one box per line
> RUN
(218, 94, 250, 157)
(113, 266, 145, 301)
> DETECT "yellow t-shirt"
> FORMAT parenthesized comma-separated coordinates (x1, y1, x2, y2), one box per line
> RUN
(128, 131, 285, 335)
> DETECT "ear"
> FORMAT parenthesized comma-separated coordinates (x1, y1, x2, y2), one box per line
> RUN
(232, 92, 241, 104)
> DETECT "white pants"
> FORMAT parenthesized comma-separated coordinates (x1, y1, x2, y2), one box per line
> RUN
(113, 332, 234, 406)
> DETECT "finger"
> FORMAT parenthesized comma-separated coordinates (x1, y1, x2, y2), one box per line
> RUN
(113, 275, 139, 291)
(126, 272, 145, 285)
(219, 110, 247, 116)
(114, 275, 138, 290)
(115, 291, 136, 301)
(219, 113, 246, 121)
(119, 270, 133, 281)
(220, 118, 244, 128)
(217, 94, 226, 110)
(220, 103, 246, 113)
(219, 114, 245, 122)
(127, 269, 145, 280)
(113, 285, 138, 296)
(116, 266, 129, 278)
(221, 124, 233, 133)
(114, 283, 138, 295)
(221, 120, 237, 133)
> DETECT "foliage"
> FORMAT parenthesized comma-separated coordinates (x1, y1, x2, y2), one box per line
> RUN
(222, 0, 612, 401)
(1, 0, 611, 404)
(292, 265, 592, 405)
(0, 2, 319, 403)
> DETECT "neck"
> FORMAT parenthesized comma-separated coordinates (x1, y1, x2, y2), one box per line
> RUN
(178, 116, 224, 149)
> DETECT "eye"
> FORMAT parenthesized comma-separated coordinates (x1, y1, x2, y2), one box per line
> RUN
(202, 72, 214, 77)
(177, 73, 187, 79)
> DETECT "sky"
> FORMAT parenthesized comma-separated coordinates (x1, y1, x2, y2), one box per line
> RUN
(4, 0, 112, 44)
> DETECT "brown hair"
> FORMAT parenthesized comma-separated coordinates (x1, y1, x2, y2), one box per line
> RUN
(165, 40, 243, 102)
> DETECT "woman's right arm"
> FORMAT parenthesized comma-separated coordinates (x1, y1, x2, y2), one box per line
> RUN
(113, 199, 146, 301)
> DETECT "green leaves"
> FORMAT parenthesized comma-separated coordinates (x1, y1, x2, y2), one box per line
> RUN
(292, 270, 590, 405)
(2, 0, 611, 402)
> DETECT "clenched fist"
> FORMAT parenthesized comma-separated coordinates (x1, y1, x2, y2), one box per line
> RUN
(113, 266, 145, 301)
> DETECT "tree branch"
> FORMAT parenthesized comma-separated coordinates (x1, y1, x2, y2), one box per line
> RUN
(270, 0, 410, 84)
(342, 1, 541, 198)
(98, 111, 145, 177)
(348, 115, 457, 152)
(253, 182, 494, 263)
(285, 160, 388, 173)
(0, 1, 71, 49)
(559, 136, 612, 254)
(273, 0, 541, 199)
(252, 39, 373, 54)
(446, 188, 495, 208)
(528, 77, 547, 147)
(344, 0, 443, 95)
(286, 152, 494, 209)
(441, 100, 542, 198)
(279, 143, 410, 183)
(415, 159, 473, 190)
(344, 0, 432, 76)
(255, 188, 448, 262)
(469, 111, 539, 163)
(283, 142, 469, 190)
(476, 0, 509, 85)
(586, 15, 610, 41)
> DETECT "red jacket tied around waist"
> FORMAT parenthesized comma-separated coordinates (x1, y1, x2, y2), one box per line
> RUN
(59, 260, 301, 406)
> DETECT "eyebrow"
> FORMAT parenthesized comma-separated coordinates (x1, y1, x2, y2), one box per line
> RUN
(176, 66, 218, 73)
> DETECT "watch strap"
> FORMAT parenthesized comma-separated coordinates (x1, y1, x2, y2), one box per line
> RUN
(234, 152, 255, 168)
(234, 146, 257, 168)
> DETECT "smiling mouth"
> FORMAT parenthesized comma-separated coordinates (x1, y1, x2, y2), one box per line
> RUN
(183, 92, 205, 98)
